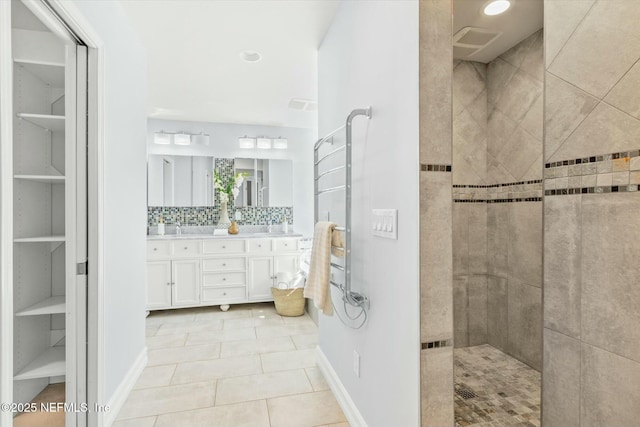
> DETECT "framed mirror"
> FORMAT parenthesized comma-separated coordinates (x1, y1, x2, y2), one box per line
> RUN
(147, 154, 215, 206)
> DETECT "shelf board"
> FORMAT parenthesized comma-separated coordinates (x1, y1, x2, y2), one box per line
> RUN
(14, 236, 65, 243)
(16, 296, 65, 317)
(16, 113, 65, 132)
(14, 175, 65, 184)
(14, 347, 65, 381)
(14, 59, 65, 87)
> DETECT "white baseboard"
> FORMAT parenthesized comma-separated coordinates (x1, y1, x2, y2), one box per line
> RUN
(103, 347, 148, 427)
(316, 346, 367, 427)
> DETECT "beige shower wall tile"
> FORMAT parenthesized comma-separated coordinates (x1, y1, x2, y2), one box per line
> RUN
(606, 59, 640, 120)
(496, 127, 542, 182)
(453, 61, 486, 115)
(487, 109, 518, 158)
(549, 102, 640, 162)
(420, 173, 453, 342)
(581, 343, 640, 427)
(453, 277, 469, 348)
(487, 204, 508, 277)
(487, 276, 508, 352)
(544, 73, 599, 161)
(582, 194, 640, 364)
(468, 204, 487, 274)
(487, 58, 518, 105)
(521, 29, 544, 82)
(542, 329, 581, 427)
(520, 93, 543, 143)
(494, 70, 543, 123)
(467, 89, 487, 131)
(507, 281, 542, 370)
(544, 0, 596, 67)
(508, 202, 542, 288)
(544, 195, 581, 339)
(468, 275, 488, 346)
(548, 0, 640, 98)
(452, 204, 469, 276)
(421, 347, 453, 427)
(419, 0, 452, 164)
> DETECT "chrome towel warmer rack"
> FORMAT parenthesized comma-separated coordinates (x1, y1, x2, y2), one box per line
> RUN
(314, 107, 371, 312)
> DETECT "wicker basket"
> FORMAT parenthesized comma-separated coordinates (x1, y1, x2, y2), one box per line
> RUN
(271, 288, 305, 317)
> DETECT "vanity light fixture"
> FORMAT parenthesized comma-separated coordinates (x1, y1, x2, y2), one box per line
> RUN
(238, 136, 256, 149)
(153, 131, 171, 145)
(192, 133, 210, 145)
(173, 132, 191, 146)
(256, 137, 272, 149)
(483, 0, 510, 16)
(273, 137, 288, 149)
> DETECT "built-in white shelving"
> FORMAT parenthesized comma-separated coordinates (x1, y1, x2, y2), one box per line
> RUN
(13, 59, 65, 87)
(16, 113, 65, 132)
(14, 347, 65, 381)
(14, 174, 65, 183)
(16, 296, 66, 317)
(14, 236, 66, 243)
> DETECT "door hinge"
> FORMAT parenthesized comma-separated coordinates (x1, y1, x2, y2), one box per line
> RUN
(77, 261, 88, 276)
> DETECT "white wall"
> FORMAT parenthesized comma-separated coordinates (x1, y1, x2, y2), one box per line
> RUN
(147, 119, 315, 236)
(318, 1, 421, 426)
(70, 0, 149, 405)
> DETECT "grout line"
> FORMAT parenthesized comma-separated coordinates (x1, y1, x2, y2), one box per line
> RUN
(546, 1, 598, 71)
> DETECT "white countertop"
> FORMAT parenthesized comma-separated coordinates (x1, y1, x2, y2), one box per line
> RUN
(147, 232, 303, 241)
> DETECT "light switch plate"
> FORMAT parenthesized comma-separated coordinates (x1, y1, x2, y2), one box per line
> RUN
(372, 209, 397, 239)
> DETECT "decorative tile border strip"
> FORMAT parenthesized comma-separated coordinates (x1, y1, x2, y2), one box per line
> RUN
(453, 180, 543, 203)
(422, 339, 452, 350)
(421, 163, 452, 172)
(545, 149, 640, 196)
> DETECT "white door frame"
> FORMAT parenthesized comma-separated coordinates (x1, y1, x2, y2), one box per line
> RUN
(37, 2, 107, 426)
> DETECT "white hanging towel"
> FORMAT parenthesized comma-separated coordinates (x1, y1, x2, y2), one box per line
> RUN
(304, 221, 337, 316)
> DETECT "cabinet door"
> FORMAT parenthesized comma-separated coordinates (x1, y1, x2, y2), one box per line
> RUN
(248, 257, 274, 301)
(172, 259, 201, 307)
(147, 261, 172, 309)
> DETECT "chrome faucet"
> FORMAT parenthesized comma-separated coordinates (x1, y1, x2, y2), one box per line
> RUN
(175, 221, 182, 235)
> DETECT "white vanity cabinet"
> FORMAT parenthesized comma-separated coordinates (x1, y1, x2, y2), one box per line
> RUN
(146, 236, 301, 310)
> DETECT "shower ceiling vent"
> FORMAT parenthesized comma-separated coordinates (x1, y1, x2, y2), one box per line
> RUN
(453, 26, 502, 60)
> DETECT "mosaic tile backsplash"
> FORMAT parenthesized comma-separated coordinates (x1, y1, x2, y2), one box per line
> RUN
(148, 158, 294, 228)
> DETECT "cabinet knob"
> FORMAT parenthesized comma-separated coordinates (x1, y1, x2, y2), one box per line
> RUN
(223, 292, 227, 296)
(284, 243, 288, 247)
(222, 263, 226, 266)
(222, 245, 226, 249)
(166, 282, 171, 286)
(222, 277, 226, 281)
(258, 244, 262, 248)
(153, 248, 158, 251)
(184, 246, 188, 250)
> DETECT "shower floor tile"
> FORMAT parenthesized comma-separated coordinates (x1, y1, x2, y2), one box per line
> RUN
(454, 344, 540, 427)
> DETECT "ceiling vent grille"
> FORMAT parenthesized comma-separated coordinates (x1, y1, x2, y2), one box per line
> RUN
(453, 26, 502, 60)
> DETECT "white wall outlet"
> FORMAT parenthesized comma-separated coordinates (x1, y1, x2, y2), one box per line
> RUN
(353, 350, 360, 378)
(372, 209, 398, 239)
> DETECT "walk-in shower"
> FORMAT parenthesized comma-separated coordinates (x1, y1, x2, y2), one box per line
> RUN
(451, 1, 543, 425)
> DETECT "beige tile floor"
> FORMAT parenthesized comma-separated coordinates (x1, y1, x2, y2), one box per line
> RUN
(114, 303, 349, 427)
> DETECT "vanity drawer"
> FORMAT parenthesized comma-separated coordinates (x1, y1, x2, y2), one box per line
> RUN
(202, 239, 246, 254)
(202, 286, 246, 303)
(202, 257, 246, 272)
(248, 239, 272, 253)
(147, 241, 171, 259)
(274, 238, 299, 252)
(203, 272, 246, 287)
(172, 240, 201, 256)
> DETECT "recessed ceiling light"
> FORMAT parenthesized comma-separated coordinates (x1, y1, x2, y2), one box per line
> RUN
(483, 0, 510, 16)
(240, 50, 261, 63)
